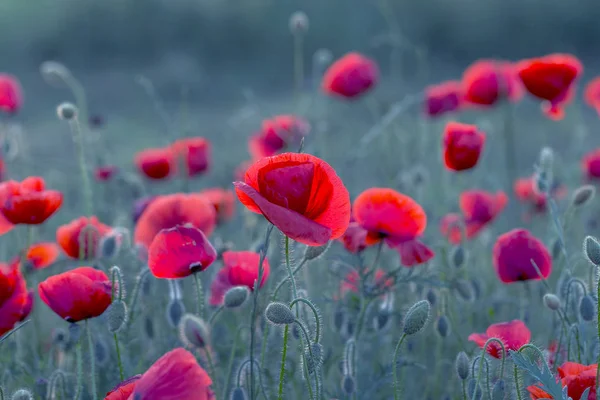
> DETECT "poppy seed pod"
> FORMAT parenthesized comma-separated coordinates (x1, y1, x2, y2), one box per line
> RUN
(571, 185, 596, 208)
(223, 286, 249, 309)
(455, 351, 470, 380)
(289, 11, 309, 35)
(579, 295, 596, 321)
(303, 242, 330, 261)
(179, 314, 211, 349)
(107, 300, 128, 333)
(403, 300, 430, 335)
(56, 103, 77, 120)
(543, 293, 561, 311)
(166, 299, 186, 328)
(230, 387, 248, 400)
(583, 236, 600, 266)
(265, 302, 296, 325)
(11, 389, 33, 400)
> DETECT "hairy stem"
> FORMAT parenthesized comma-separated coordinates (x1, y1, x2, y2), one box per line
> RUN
(86, 320, 98, 400)
(278, 325, 290, 400)
(392, 333, 407, 400)
(194, 272, 205, 318)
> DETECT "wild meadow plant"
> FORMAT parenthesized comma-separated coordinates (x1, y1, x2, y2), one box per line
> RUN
(5, 8, 600, 400)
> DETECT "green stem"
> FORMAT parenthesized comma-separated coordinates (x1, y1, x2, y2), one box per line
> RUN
(86, 320, 98, 400)
(68, 115, 93, 217)
(205, 349, 220, 400)
(472, 338, 506, 399)
(271, 259, 307, 301)
(596, 277, 600, 397)
(284, 236, 298, 301)
(194, 273, 205, 318)
(514, 363, 523, 400)
(503, 100, 517, 188)
(209, 306, 224, 326)
(127, 267, 150, 327)
(461, 380, 467, 400)
(278, 325, 290, 400)
(293, 33, 304, 95)
(74, 334, 83, 400)
(392, 333, 407, 400)
(289, 298, 321, 342)
(224, 326, 250, 394)
(354, 297, 375, 340)
(113, 333, 124, 381)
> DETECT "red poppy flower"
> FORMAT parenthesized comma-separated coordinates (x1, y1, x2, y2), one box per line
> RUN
(528, 362, 597, 400)
(94, 165, 119, 182)
(322, 52, 379, 99)
(0, 213, 13, 236)
(0, 177, 63, 225)
(209, 251, 270, 305)
(148, 225, 217, 279)
(24, 242, 60, 271)
(468, 320, 530, 359)
(134, 193, 216, 250)
(129, 348, 214, 400)
(198, 188, 235, 222)
(56, 216, 112, 259)
(585, 77, 600, 116)
(0, 259, 31, 336)
(493, 228, 552, 283)
(135, 147, 175, 180)
(38, 266, 112, 322)
(172, 137, 211, 177)
(249, 115, 310, 160)
(105, 375, 142, 400)
(582, 148, 600, 180)
(234, 153, 351, 246)
(517, 54, 583, 120)
(459, 190, 508, 238)
(424, 81, 463, 117)
(340, 269, 392, 297)
(514, 175, 567, 214)
(442, 122, 486, 171)
(353, 188, 434, 266)
(0, 74, 23, 114)
(338, 216, 371, 253)
(439, 213, 464, 245)
(462, 60, 523, 107)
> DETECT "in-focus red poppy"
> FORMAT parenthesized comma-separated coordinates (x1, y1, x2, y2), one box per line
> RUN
(493, 228, 552, 283)
(585, 77, 600, 116)
(0, 74, 23, 115)
(234, 153, 351, 246)
(528, 362, 597, 400)
(148, 225, 217, 279)
(582, 148, 600, 180)
(56, 216, 112, 259)
(338, 216, 371, 254)
(105, 375, 142, 400)
(514, 175, 567, 214)
(94, 165, 119, 182)
(38, 266, 112, 322)
(424, 81, 463, 118)
(459, 190, 508, 239)
(198, 188, 235, 223)
(0, 177, 63, 225)
(353, 188, 434, 266)
(0, 259, 31, 336)
(462, 60, 523, 107)
(209, 250, 270, 305)
(517, 53, 583, 120)
(134, 193, 216, 250)
(340, 269, 392, 297)
(442, 122, 486, 171)
(172, 137, 211, 177)
(23, 242, 60, 271)
(322, 52, 379, 99)
(468, 320, 530, 359)
(134, 147, 175, 180)
(249, 115, 310, 160)
(128, 348, 215, 400)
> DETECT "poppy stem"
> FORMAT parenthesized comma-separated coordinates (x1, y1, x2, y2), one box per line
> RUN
(391, 333, 407, 400)
(225, 325, 250, 396)
(472, 338, 505, 399)
(284, 236, 298, 302)
(461, 380, 467, 400)
(271, 259, 307, 301)
(204, 349, 220, 400)
(277, 325, 290, 400)
(126, 266, 150, 327)
(596, 277, 600, 397)
(85, 320, 98, 400)
(193, 272, 205, 319)
(513, 363, 523, 400)
(503, 101, 517, 189)
(74, 333, 83, 400)
(65, 112, 94, 218)
(293, 32, 304, 97)
(209, 305, 224, 326)
(113, 333, 125, 381)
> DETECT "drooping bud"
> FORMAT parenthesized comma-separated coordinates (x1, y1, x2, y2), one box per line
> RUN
(303, 242, 330, 261)
(571, 185, 596, 208)
(402, 300, 430, 335)
(166, 299, 186, 328)
(454, 279, 474, 302)
(265, 302, 296, 325)
(40, 61, 71, 86)
(580, 295, 596, 322)
(341, 375, 355, 395)
(56, 103, 77, 121)
(107, 301, 128, 333)
(491, 379, 505, 400)
(543, 294, 561, 311)
(583, 236, 600, 266)
(455, 351, 470, 380)
(551, 239, 562, 260)
(224, 286, 250, 309)
(425, 288, 437, 306)
(230, 387, 248, 400)
(305, 342, 324, 374)
(435, 315, 451, 338)
(179, 313, 211, 349)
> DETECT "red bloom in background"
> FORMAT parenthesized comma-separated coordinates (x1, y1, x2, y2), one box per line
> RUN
(0, 213, 13, 237)
(340, 269, 392, 297)
(0, 177, 63, 225)
(209, 251, 270, 305)
(582, 148, 600, 180)
(469, 320, 530, 359)
(148, 225, 217, 279)
(585, 77, 600, 116)
(129, 348, 214, 400)
(172, 137, 211, 177)
(0, 74, 23, 114)
(424, 81, 463, 117)
(94, 165, 119, 182)
(234, 153, 351, 246)
(338, 216, 371, 253)
(132, 196, 156, 224)
(135, 147, 175, 180)
(134, 193, 216, 250)
(56, 216, 112, 259)
(493, 228, 552, 283)
(462, 60, 523, 106)
(105, 375, 142, 400)
(0, 259, 31, 336)
(517, 53, 583, 120)
(38, 266, 112, 322)
(353, 188, 434, 266)
(460, 190, 508, 238)
(198, 188, 235, 223)
(514, 175, 567, 214)
(322, 52, 379, 99)
(439, 213, 463, 245)
(23, 242, 60, 271)
(528, 362, 597, 400)
(249, 115, 310, 159)
(442, 122, 486, 171)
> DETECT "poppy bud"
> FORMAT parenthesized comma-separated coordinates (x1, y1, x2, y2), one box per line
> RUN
(543, 293, 561, 311)
(454, 279, 474, 302)
(471, 279, 482, 300)
(571, 185, 596, 208)
(403, 300, 430, 335)
(56, 103, 77, 121)
(491, 379, 505, 400)
(95, 335, 109, 368)
(107, 301, 128, 333)
(467, 379, 483, 400)
(143, 315, 154, 339)
(224, 286, 250, 309)
(40, 61, 71, 86)
(551, 239, 562, 260)
(265, 302, 296, 325)
(425, 288, 437, 305)
(455, 352, 470, 380)
(289, 11, 309, 35)
(313, 48, 333, 68)
(435, 315, 451, 338)
(11, 389, 33, 400)
(341, 375, 355, 395)
(450, 245, 467, 268)
(179, 314, 210, 349)
(580, 295, 596, 321)
(305, 343, 323, 374)
(231, 387, 248, 400)
(333, 306, 345, 332)
(584, 236, 600, 266)
(303, 242, 330, 261)
(166, 299, 186, 328)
